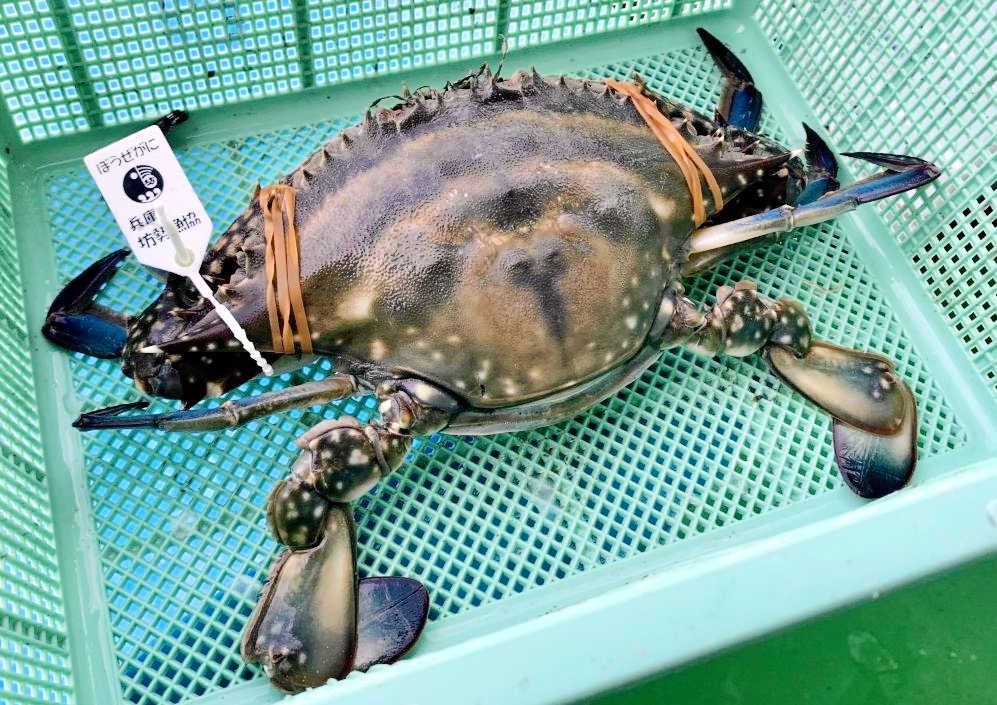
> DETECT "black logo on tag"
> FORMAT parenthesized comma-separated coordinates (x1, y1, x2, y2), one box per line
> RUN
(123, 165, 164, 203)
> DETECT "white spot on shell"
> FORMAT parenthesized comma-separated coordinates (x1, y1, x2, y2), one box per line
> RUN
(313, 506, 324, 518)
(370, 339, 388, 360)
(630, 276, 640, 287)
(625, 315, 638, 330)
(649, 195, 676, 220)
(879, 377, 892, 390)
(730, 316, 744, 333)
(604, 352, 614, 363)
(621, 297, 630, 308)
(405, 326, 418, 336)
(872, 388, 883, 400)
(586, 341, 597, 350)
(528, 367, 542, 381)
(796, 316, 807, 328)
(446, 334, 461, 345)
(755, 168, 764, 177)
(205, 381, 225, 397)
(476, 359, 492, 381)
(777, 333, 793, 345)
(862, 366, 874, 374)
(431, 350, 444, 361)
(337, 290, 376, 321)
(348, 448, 370, 465)
(455, 380, 467, 390)
(298, 652, 307, 665)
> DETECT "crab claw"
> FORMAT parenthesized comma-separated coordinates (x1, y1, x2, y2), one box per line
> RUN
(696, 27, 762, 131)
(766, 342, 907, 435)
(833, 382, 917, 498)
(767, 341, 917, 497)
(242, 504, 358, 692)
(42, 249, 130, 358)
(242, 504, 431, 692)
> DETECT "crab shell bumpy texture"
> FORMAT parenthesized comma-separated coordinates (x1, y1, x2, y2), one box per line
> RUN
(128, 69, 798, 408)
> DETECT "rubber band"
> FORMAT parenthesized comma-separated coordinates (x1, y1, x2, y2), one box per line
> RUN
(258, 184, 313, 355)
(604, 79, 724, 226)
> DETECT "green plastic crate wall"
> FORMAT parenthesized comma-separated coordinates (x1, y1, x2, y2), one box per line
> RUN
(0, 0, 728, 141)
(0, 152, 74, 703)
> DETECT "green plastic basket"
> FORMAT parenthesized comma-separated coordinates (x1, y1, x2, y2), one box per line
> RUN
(0, 1, 994, 703)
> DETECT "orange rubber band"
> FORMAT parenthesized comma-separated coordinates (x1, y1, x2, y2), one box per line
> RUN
(259, 184, 313, 355)
(604, 79, 723, 226)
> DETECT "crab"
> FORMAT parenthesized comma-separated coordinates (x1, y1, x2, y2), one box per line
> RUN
(43, 29, 939, 692)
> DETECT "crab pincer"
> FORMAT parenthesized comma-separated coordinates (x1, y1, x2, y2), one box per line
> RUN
(767, 344, 917, 498)
(242, 503, 429, 692)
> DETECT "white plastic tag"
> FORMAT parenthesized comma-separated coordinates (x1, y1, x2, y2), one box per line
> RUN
(84, 126, 273, 376)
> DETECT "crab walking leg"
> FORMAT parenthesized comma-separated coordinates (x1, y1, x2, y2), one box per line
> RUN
(73, 376, 360, 431)
(686, 152, 940, 257)
(660, 281, 917, 498)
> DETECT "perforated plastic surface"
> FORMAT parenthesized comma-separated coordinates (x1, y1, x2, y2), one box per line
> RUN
(0, 156, 75, 704)
(0, 0, 731, 141)
(756, 0, 997, 400)
(506, 0, 730, 49)
(35, 41, 969, 704)
(1, 2, 995, 705)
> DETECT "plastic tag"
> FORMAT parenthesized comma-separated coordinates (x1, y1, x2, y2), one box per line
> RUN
(84, 126, 273, 376)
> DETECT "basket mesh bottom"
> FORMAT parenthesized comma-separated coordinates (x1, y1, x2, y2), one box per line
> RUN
(757, 0, 997, 400)
(43, 44, 966, 705)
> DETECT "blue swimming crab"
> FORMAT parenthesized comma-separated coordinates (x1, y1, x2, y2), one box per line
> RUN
(43, 29, 938, 692)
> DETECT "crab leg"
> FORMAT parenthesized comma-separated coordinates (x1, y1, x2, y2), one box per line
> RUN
(73, 376, 360, 431)
(688, 152, 940, 256)
(660, 281, 916, 499)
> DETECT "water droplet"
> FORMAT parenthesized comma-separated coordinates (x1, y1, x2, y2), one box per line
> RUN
(848, 632, 898, 673)
(230, 574, 259, 600)
(986, 498, 997, 526)
(170, 507, 199, 540)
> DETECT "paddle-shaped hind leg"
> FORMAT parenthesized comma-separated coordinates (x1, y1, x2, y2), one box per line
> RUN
(661, 281, 916, 498)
